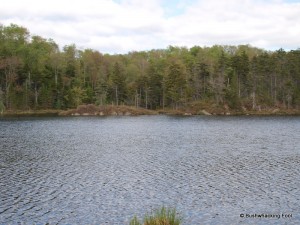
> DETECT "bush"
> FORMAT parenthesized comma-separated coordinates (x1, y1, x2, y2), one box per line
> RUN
(129, 207, 181, 225)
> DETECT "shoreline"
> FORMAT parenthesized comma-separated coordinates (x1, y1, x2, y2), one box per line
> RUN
(1, 104, 300, 117)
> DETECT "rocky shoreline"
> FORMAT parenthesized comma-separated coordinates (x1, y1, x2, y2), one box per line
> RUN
(59, 104, 158, 116)
(1, 104, 300, 117)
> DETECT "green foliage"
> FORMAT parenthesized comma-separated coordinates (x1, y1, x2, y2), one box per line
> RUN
(165, 59, 187, 108)
(129, 207, 181, 225)
(129, 216, 142, 225)
(147, 62, 163, 109)
(225, 69, 241, 109)
(110, 62, 127, 105)
(1, 23, 300, 112)
(0, 99, 5, 114)
(70, 86, 87, 107)
(39, 85, 53, 109)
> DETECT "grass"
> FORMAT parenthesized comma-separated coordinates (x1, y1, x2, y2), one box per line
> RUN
(129, 207, 181, 225)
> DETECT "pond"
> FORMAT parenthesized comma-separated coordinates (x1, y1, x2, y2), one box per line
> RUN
(0, 116, 299, 224)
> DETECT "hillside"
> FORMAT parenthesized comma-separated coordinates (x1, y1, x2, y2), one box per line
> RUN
(1, 24, 300, 115)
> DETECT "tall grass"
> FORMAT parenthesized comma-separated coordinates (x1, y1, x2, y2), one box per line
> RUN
(129, 207, 181, 225)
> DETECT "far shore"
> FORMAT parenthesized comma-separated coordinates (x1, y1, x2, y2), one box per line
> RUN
(1, 104, 300, 117)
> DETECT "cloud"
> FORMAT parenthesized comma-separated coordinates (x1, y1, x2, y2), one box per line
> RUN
(0, 0, 299, 53)
(164, 0, 300, 50)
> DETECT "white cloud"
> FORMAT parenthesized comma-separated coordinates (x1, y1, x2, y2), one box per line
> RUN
(1, 0, 300, 53)
(164, 0, 300, 50)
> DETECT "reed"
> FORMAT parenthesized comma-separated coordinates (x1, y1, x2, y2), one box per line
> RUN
(129, 207, 181, 225)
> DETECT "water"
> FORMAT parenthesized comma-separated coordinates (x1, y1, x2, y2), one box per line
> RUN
(0, 115, 299, 225)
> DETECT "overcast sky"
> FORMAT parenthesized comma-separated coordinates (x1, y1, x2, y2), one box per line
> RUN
(1, 0, 300, 54)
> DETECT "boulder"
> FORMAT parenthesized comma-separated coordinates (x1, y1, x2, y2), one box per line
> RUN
(201, 110, 212, 116)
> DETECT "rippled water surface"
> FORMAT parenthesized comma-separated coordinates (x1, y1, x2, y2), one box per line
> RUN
(0, 116, 300, 224)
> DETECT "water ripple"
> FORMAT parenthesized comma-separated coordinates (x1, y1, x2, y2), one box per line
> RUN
(0, 116, 299, 224)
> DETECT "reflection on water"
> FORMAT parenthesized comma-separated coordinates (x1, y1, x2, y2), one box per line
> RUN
(0, 116, 300, 224)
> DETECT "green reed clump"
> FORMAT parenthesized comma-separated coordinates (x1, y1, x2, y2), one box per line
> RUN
(130, 215, 142, 225)
(129, 206, 181, 225)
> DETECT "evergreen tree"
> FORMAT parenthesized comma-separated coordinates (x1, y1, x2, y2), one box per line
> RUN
(0, 23, 300, 112)
(111, 62, 126, 105)
(165, 59, 187, 109)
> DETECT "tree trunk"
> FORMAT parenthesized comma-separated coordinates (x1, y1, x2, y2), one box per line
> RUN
(274, 74, 277, 105)
(35, 83, 38, 107)
(238, 75, 241, 98)
(115, 86, 118, 106)
(5, 72, 9, 109)
(54, 67, 58, 87)
(145, 88, 148, 109)
(252, 91, 256, 110)
(162, 88, 165, 110)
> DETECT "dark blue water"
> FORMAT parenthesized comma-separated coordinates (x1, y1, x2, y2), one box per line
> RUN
(0, 116, 299, 225)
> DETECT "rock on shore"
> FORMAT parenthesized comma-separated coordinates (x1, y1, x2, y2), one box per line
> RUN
(58, 104, 158, 116)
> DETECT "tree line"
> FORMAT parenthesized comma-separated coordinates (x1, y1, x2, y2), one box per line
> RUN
(0, 24, 300, 112)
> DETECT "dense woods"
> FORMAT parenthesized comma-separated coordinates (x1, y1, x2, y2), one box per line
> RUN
(1, 24, 300, 113)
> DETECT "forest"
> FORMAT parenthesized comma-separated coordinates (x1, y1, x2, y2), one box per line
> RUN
(0, 24, 300, 113)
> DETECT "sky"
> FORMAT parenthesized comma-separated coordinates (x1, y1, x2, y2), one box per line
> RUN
(1, 0, 300, 54)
